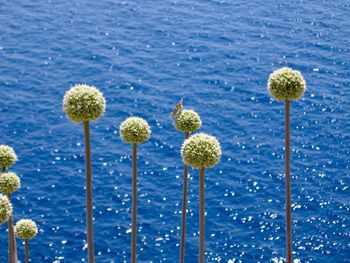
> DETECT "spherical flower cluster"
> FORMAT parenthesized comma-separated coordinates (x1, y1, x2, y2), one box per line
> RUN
(63, 84, 106, 123)
(268, 67, 306, 102)
(15, 219, 38, 239)
(0, 145, 17, 171)
(174, 109, 202, 133)
(181, 133, 221, 169)
(0, 194, 12, 225)
(120, 117, 151, 144)
(0, 172, 21, 195)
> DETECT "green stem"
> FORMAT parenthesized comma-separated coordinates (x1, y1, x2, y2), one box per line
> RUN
(199, 168, 205, 263)
(179, 132, 190, 263)
(285, 100, 292, 263)
(84, 121, 95, 263)
(132, 143, 137, 263)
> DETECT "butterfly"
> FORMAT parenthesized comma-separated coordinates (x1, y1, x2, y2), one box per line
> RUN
(170, 98, 183, 118)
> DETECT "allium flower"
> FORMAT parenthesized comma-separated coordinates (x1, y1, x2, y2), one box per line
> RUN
(120, 117, 151, 144)
(63, 84, 106, 123)
(0, 145, 17, 171)
(174, 109, 202, 133)
(0, 194, 12, 224)
(15, 219, 38, 239)
(0, 172, 21, 194)
(268, 67, 306, 102)
(181, 133, 221, 168)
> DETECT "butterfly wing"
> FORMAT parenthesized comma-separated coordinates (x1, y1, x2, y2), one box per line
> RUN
(170, 99, 184, 117)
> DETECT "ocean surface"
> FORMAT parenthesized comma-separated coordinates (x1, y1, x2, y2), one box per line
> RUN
(0, 0, 349, 262)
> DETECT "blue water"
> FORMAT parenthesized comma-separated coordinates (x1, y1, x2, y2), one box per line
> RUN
(0, 0, 349, 262)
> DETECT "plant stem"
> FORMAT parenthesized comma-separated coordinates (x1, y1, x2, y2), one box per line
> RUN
(179, 132, 190, 263)
(285, 100, 292, 263)
(8, 214, 18, 263)
(12, 224, 18, 263)
(7, 193, 12, 263)
(84, 121, 95, 263)
(25, 239, 29, 263)
(132, 143, 137, 263)
(199, 167, 205, 263)
(6, 192, 18, 263)
(2, 167, 12, 263)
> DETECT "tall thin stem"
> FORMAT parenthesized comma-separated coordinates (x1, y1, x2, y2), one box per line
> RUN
(132, 143, 137, 263)
(7, 193, 12, 263)
(179, 132, 190, 263)
(2, 167, 12, 263)
(84, 121, 95, 263)
(199, 168, 205, 263)
(12, 225, 18, 263)
(8, 212, 18, 263)
(285, 100, 292, 263)
(25, 239, 29, 263)
(6, 192, 18, 263)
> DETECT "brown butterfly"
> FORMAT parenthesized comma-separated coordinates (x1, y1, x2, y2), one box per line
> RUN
(170, 98, 183, 118)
